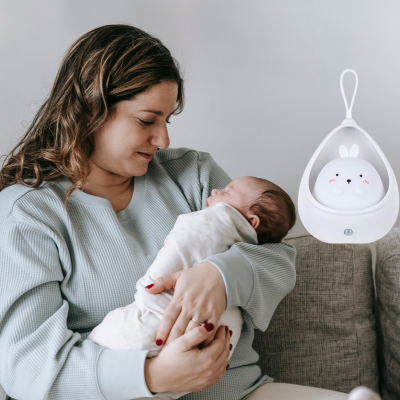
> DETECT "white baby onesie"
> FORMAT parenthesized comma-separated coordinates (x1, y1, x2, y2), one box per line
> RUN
(88, 202, 258, 399)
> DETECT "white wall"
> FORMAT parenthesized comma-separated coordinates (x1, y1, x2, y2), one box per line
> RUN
(2, 0, 400, 234)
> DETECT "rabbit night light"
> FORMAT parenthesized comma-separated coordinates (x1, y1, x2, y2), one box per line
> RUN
(298, 69, 399, 244)
(312, 144, 385, 211)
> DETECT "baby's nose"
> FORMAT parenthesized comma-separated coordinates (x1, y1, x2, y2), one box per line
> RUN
(211, 189, 218, 196)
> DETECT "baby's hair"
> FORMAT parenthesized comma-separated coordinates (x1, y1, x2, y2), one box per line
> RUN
(248, 177, 296, 244)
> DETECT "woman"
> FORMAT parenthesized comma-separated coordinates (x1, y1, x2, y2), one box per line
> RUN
(0, 24, 296, 399)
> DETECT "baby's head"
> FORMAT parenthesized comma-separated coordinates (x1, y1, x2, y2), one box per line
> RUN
(206, 176, 296, 244)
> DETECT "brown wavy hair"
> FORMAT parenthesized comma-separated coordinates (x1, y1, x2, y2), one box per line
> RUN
(0, 24, 185, 204)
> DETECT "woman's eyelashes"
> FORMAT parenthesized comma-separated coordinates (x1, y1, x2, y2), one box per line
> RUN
(138, 119, 171, 126)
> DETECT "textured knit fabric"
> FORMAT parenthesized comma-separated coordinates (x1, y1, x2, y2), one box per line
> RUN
(252, 233, 379, 394)
(0, 147, 296, 400)
(376, 228, 400, 400)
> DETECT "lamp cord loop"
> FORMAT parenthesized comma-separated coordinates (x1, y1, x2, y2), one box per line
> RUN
(340, 69, 358, 119)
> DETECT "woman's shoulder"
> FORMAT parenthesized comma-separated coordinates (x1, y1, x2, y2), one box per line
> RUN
(0, 180, 63, 221)
(154, 147, 213, 165)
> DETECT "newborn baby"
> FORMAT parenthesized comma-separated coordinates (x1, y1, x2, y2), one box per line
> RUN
(88, 176, 296, 399)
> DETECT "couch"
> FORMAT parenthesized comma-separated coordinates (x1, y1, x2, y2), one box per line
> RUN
(250, 228, 400, 400)
(1, 229, 399, 400)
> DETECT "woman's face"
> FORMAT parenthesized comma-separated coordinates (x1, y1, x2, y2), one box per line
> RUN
(90, 80, 178, 179)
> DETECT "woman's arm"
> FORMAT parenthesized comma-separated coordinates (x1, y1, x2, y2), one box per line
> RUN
(0, 217, 155, 399)
(201, 241, 296, 331)
(196, 150, 297, 331)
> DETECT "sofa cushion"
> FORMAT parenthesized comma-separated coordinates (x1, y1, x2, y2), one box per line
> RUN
(252, 233, 379, 393)
(376, 228, 400, 400)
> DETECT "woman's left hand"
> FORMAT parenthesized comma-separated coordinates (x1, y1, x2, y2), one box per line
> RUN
(145, 262, 227, 348)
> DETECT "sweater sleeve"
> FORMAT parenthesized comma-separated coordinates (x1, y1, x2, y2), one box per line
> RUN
(197, 151, 297, 331)
(0, 218, 155, 399)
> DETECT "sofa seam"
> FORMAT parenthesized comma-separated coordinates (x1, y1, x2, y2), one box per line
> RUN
(375, 253, 400, 269)
(350, 244, 362, 386)
(285, 233, 311, 240)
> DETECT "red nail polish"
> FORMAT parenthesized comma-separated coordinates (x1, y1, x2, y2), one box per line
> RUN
(156, 338, 163, 346)
(146, 284, 154, 289)
(226, 364, 230, 370)
(203, 323, 214, 332)
(229, 344, 232, 350)
(229, 330, 232, 337)
(225, 326, 228, 333)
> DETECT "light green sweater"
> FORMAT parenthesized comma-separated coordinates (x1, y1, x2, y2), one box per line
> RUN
(0, 148, 296, 400)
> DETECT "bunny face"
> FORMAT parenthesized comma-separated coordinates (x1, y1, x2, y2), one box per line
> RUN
(312, 144, 385, 210)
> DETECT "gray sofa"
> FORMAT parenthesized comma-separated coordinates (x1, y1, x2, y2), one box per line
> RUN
(253, 229, 400, 400)
(1, 229, 399, 400)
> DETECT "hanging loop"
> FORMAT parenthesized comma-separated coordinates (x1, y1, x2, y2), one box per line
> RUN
(340, 69, 358, 119)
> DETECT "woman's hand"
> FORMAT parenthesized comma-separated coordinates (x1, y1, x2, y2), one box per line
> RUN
(145, 262, 227, 348)
(144, 324, 231, 393)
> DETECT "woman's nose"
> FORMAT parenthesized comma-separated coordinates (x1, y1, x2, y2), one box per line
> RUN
(150, 125, 170, 149)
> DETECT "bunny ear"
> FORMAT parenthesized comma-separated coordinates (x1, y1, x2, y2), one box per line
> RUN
(349, 144, 360, 158)
(339, 145, 349, 158)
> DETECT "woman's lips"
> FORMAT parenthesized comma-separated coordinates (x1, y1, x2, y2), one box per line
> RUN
(138, 152, 153, 160)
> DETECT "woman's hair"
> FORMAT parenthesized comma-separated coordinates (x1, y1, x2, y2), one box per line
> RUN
(0, 24, 185, 204)
(248, 177, 297, 244)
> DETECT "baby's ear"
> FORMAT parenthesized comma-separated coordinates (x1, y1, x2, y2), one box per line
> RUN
(248, 214, 260, 230)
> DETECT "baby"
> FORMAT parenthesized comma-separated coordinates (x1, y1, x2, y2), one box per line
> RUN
(88, 176, 296, 399)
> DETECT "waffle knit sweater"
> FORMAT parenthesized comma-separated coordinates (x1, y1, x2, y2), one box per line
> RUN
(0, 148, 296, 400)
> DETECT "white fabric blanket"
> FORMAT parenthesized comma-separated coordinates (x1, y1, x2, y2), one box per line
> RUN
(88, 202, 258, 399)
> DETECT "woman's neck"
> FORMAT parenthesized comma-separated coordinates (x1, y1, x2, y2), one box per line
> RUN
(82, 176, 133, 199)
(76, 162, 135, 212)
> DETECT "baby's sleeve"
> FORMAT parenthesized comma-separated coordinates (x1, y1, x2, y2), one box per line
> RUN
(0, 217, 155, 399)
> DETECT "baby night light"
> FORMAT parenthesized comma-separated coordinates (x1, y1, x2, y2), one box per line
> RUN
(298, 69, 399, 243)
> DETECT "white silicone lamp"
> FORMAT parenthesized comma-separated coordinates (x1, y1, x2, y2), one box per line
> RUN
(298, 69, 399, 243)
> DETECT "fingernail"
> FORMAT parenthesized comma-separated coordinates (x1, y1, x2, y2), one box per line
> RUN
(203, 323, 214, 332)
(156, 338, 163, 346)
(229, 343, 232, 350)
(145, 284, 154, 289)
(229, 330, 232, 337)
(225, 326, 228, 333)
(226, 364, 230, 370)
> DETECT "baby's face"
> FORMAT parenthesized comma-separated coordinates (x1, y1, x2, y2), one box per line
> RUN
(206, 176, 263, 215)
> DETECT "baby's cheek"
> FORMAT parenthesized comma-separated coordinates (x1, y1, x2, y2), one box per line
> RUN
(210, 196, 222, 206)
